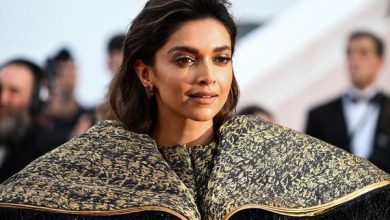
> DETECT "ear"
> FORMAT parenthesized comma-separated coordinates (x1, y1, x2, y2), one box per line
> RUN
(134, 59, 153, 87)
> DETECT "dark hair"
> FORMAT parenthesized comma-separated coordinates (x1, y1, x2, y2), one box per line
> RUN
(348, 31, 385, 58)
(1, 59, 45, 116)
(53, 48, 73, 62)
(45, 48, 74, 90)
(109, 0, 239, 134)
(107, 34, 126, 54)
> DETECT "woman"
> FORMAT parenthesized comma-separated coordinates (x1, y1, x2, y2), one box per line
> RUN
(0, 0, 389, 219)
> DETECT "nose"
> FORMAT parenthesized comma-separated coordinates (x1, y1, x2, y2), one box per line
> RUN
(196, 60, 216, 86)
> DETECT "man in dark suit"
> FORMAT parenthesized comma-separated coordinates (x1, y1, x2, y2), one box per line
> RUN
(306, 31, 390, 173)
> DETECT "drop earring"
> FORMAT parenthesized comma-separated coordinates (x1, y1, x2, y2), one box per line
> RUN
(145, 85, 155, 99)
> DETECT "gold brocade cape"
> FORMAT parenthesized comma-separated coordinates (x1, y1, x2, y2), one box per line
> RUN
(0, 116, 389, 219)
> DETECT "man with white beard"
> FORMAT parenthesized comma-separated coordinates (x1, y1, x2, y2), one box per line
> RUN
(0, 59, 64, 182)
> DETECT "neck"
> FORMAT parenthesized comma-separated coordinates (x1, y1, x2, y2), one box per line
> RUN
(153, 113, 214, 148)
(351, 82, 377, 97)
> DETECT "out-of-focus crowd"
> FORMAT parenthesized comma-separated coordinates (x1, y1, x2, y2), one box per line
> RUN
(0, 30, 389, 184)
(0, 34, 125, 182)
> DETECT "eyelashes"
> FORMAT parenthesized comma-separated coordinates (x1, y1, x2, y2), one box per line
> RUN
(213, 56, 231, 65)
(174, 55, 231, 67)
(175, 56, 196, 65)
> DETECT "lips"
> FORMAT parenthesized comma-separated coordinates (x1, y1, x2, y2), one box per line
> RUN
(188, 92, 218, 105)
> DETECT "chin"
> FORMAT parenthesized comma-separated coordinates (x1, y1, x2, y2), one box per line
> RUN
(187, 109, 217, 122)
(352, 78, 370, 89)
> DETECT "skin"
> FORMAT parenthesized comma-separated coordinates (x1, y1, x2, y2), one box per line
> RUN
(0, 64, 34, 117)
(135, 18, 233, 147)
(48, 60, 78, 118)
(55, 60, 77, 96)
(347, 36, 383, 90)
(108, 50, 123, 75)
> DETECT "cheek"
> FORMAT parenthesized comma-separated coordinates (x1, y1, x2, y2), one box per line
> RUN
(357, 59, 377, 76)
(218, 70, 233, 98)
(154, 67, 189, 103)
(369, 59, 381, 71)
(21, 91, 32, 107)
(162, 81, 187, 101)
(10, 94, 28, 109)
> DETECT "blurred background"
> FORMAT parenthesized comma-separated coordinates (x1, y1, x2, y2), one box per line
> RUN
(1, 0, 390, 182)
(0, 0, 389, 131)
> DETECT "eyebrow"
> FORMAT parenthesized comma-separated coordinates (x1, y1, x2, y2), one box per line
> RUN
(167, 45, 231, 54)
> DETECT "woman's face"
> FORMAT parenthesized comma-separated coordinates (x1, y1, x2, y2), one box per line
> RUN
(148, 18, 233, 123)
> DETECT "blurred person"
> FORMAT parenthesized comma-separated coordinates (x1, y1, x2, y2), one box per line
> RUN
(0, 59, 64, 182)
(237, 105, 275, 123)
(45, 49, 93, 139)
(306, 31, 390, 173)
(107, 34, 126, 75)
(0, 1, 389, 219)
(95, 34, 126, 121)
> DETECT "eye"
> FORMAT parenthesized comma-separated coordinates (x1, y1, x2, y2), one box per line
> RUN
(10, 87, 20, 95)
(175, 56, 196, 66)
(360, 49, 368, 57)
(213, 55, 231, 65)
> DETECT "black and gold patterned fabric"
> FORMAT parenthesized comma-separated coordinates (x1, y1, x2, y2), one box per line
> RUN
(0, 115, 389, 220)
(158, 142, 218, 219)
